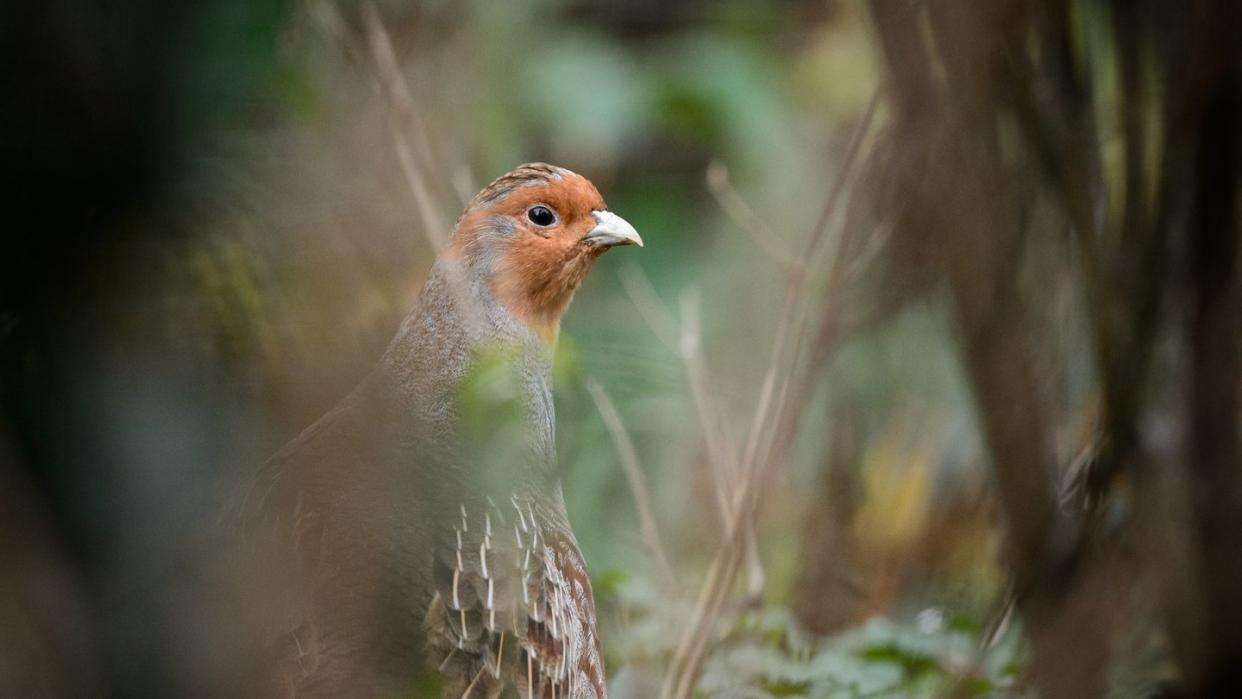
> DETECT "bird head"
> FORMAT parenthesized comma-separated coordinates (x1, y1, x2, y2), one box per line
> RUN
(447, 163, 642, 342)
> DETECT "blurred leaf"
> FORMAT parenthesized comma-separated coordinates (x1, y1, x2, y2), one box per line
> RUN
(522, 34, 648, 162)
(854, 429, 936, 554)
(592, 566, 628, 604)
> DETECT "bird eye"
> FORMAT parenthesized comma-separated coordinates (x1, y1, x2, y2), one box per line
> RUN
(527, 205, 556, 227)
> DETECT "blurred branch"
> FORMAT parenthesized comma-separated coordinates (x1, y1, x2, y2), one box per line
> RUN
(618, 263, 679, 350)
(705, 160, 794, 267)
(749, 87, 884, 503)
(792, 414, 863, 635)
(869, 1, 1104, 696)
(868, 1, 1242, 697)
(618, 264, 763, 599)
(801, 86, 883, 272)
(358, 2, 450, 251)
(1181, 31, 1242, 689)
(585, 379, 677, 588)
(660, 83, 883, 699)
(616, 267, 736, 530)
(311, 2, 502, 339)
(678, 290, 741, 513)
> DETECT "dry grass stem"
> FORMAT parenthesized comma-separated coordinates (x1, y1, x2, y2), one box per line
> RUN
(658, 86, 883, 699)
(679, 290, 742, 519)
(705, 160, 794, 267)
(360, 2, 449, 252)
(617, 262, 680, 350)
(585, 379, 677, 588)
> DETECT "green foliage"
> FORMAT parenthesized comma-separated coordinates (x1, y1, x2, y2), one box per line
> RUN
(454, 342, 536, 488)
(456, 343, 528, 434)
(180, 0, 288, 134)
(603, 564, 1024, 698)
(693, 612, 1024, 698)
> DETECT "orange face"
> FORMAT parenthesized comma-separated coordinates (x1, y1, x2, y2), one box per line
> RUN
(449, 164, 642, 340)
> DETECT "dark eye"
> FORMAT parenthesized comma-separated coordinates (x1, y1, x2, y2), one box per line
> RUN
(527, 205, 556, 227)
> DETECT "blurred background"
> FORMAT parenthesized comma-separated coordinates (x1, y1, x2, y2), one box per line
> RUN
(2, 1, 1239, 697)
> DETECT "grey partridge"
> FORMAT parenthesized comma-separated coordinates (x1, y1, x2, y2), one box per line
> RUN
(238, 163, 642, 698)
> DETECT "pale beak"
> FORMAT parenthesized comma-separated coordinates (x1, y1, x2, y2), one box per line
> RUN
(584, 210, 644, 248)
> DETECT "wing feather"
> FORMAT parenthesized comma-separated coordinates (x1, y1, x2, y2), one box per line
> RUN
(426, 496, 605, 698)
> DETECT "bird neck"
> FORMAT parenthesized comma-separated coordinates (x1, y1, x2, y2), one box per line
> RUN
(489, 240, 603, 343)
(376, 259, 561, 486)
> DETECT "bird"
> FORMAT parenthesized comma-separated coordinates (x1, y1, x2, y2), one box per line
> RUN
(233, 163, 642, 698)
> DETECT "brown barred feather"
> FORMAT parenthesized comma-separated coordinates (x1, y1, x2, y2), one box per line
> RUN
(426, 497, 604, 698)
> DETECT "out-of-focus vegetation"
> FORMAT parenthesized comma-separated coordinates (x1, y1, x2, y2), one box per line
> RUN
(3, 1, 1239, 697)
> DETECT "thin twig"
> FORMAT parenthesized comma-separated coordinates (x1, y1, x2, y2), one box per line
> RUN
(678, 289, 765, 599)
(679, 289, 741, 521)
(619, 263, 772, 666)
(360, 2, 449, 251)
(803, 86, 885, 265)
(617, 266, 738, 528)
(586, 380, 677, 588)
(617, 263, 679, 350)
(659, 84, 883, 699)
(705, 160, 795, 266)
(336, 2, 506, 342)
